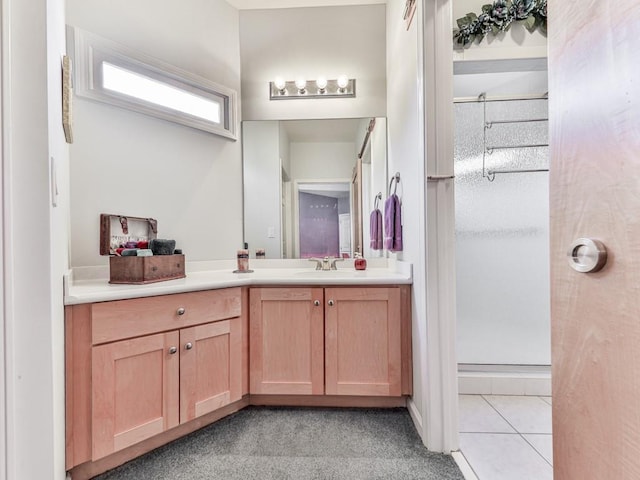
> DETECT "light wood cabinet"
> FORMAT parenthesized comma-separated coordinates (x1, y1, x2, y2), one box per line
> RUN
(179, 319, 242, 423)
(91, 331, 180, 460)
(325, 287, 401, 396)
(66, 288, 244, 467)
(66, 283, 410, 479)
(249, 287, 324, 395)
(250, 286, 409, 397)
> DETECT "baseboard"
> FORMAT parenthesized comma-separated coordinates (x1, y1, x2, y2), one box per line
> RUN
(406, 397, 424, 441)
(458, 366, 551, 396)
(452, 450, 479, 480)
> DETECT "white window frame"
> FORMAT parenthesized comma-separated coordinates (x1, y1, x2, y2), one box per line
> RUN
(67, 26, 237, 140)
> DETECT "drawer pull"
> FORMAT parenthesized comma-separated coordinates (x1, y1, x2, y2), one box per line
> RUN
(168, 346, 177, 355)
(185, 342, 193, 350)
(314, 300, 320, 306)
(328, 300, 335, 306)
(176, 307, 186, 316)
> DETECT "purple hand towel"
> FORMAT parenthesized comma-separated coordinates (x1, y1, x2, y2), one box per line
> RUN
(369, 209, 383, 250)
(383, 194, 403, 252)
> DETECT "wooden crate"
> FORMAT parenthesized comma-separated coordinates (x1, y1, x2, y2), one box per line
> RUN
(109, 254, 185, 285)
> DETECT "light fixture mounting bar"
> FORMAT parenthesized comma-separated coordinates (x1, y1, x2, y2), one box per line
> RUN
(269, 79, 356, 100)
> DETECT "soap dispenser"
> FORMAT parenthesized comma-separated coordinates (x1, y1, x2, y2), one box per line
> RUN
(354, 252, 367, 271)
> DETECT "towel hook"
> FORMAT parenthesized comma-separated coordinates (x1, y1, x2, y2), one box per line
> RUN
(374, 192, 382, 210)
(388, 172, 400, 196)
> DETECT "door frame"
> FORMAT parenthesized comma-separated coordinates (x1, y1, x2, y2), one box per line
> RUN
(0, 0, 6, 476)
(419, 0, 459, 453)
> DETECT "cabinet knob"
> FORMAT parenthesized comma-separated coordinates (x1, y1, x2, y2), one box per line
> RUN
(328, 300, 335, 306)
(176, 307, 186, 316)
(168, 346, 177, 355)
(185, 342, 193, 350)
(314, 300, 320, 306)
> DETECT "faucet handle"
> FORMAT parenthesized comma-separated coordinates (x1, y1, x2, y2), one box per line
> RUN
(308, 257, 323, 270)
(330, 257, 345, 270)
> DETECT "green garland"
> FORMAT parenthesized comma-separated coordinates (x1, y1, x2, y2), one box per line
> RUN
(453, 0, 547, 48)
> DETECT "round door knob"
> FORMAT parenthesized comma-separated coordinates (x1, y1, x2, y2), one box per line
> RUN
(328, 300, 335, 306)
(168, 346, 177, 355)
(314, 300, 320, 306)
(567, 238, 607, 273)
(176, 307, 186, 316)
(185, 342, 193, 350)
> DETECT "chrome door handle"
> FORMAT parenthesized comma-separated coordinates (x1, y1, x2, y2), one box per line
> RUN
(176, 307, 186, 316)
(168, 346, 177, 355)
(314, 300, 320, 306)
(185, 342, 193, 350)
(567, 238, 607, 273)
(328, 300, 335, 306)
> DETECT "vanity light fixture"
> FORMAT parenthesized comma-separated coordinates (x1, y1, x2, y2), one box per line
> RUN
(295, 77, 307, 94)
(274, 76, 287, 95)
(269, 76, 356, 100)
(337, 74, 349, 92)
(316, 76, 328, 94)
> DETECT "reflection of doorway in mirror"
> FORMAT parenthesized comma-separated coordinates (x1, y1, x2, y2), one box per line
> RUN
(281, 165, 291, 258)
(339, 214, 352, 257)
(351, 159, 363, 256)
(294, 181, 351, 259)
(299, 192, 339, 258)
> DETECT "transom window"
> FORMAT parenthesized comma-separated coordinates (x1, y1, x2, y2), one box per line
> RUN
(67, 26, 237, 140)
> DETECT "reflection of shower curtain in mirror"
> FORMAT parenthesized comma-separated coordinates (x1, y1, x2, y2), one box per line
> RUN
(299, 192, 339, 258)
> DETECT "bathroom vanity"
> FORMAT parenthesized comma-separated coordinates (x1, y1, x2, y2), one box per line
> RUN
(64, 262, 412, 479)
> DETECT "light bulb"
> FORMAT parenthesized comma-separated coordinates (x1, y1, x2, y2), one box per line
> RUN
(337, 75, 349, 90)
(274, 77, 286, 92)
(316, 76, 328, 92)
(295, 77, 307, 93)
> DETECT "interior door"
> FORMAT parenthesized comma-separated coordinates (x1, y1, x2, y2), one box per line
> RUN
(549, 2, 640, 478)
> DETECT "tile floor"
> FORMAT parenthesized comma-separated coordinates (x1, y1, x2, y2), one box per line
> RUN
(458, 395, 553, 480)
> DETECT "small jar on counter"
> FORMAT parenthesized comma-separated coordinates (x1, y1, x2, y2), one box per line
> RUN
(354, 253, 367, 271)
(256, 248, 266, 259)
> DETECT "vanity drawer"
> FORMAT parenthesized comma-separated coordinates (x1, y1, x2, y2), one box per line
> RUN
(91, 288, 241, 345)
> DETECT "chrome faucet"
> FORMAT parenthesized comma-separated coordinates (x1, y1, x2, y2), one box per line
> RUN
(308, 256, 344, 271)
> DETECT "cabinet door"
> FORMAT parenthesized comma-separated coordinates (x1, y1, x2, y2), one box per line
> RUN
(250, 287, 324, 395)
(180, 318, 242, 423)
(325, 287, 402, 396)
(92, 331, 180, 460)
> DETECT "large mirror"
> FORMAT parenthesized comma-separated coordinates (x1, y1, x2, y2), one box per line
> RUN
(243, 117, 387, 259)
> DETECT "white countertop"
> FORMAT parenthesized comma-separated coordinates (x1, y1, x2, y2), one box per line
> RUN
(64, 258, 412, 305)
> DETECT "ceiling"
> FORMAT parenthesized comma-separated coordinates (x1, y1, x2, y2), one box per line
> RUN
(226, 0, 385, 9)
(281, 118, 363, 143)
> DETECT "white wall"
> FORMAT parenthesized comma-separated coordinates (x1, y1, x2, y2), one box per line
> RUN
(242, 121, 282, 259)
(386, 0, 427, 441)
(452, 0, 547, 61)
(47, 0, 71, 476)
(66, 0, 243, 267)
(370, 117, 388, 207)
(279, 123, 291, 178)
(452, 0, 548, 99)
(362, 117, 387, 258)
(289, 142, 355, 180)
(240, 5, 386, 120)
(3, 0, 68, 478)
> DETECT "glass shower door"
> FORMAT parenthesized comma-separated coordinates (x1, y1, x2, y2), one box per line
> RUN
(455, 98, 550, 366)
